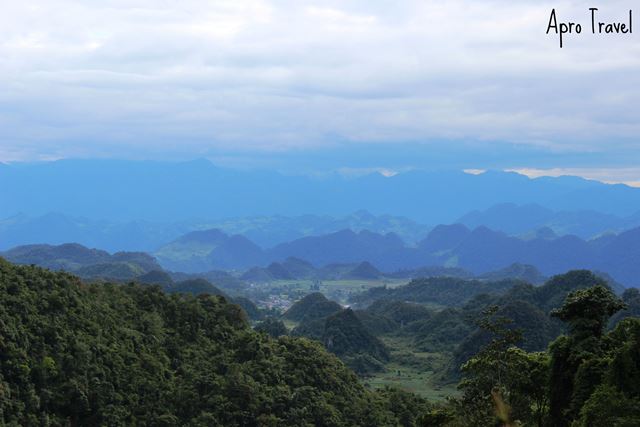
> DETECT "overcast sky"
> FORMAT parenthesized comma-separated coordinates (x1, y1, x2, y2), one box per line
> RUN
(1, 0, 639, 182)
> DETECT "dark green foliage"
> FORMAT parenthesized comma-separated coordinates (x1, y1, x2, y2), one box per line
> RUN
(569, 357, 609, 418)
(412, 308, 473, 353)
(353, 277, 521, 307)
(282, 292, 342, 322)
(592, 270, 626, 295)
(2, 243, 113, 269)
(607, 318, 640, 399)
(534, 270, 611, 314)
(354, 310, 400, 335)
(241, 258, 384, 282)
(455, 306, 551, 426)
(551, 285, 627, 338)
(546, 286, 628, 426)
(450, 280, 640, 427)
(366, 300, 431, 327)
(110, 251, 162, 273)
(459, 292, 500, 318)
(452, 300, 558, 375)
(448, 271, 617, 379)
(74, 262, 144, 281)
(622, 287, 640, 303)
(323, 309, 390, 362)
(496, 300, 558, 350)
(494, 270, 612, 321)
(165, 278, 228, 297)
(547, 335, 575, 425)
(2, 243, 161, 281)
(136, 271, 262, 321)
(559, 318, 640, 426)
(291, 317, 327, 341)
(576, 384, 640, 427)
(292, 307, 391, 375)
(609, 287, 640, 327)
(254, 317, 288, 337)
(376, 387, 432, 427)
(343, 261, 382, 279)
(0, 258, 423, 425)
(136, 269, 175, 286)
(342, 354, 387, 376)
(418, 406, 456, 426)
(578, 318, 640, 426)
(232, 296, 263, 321)
(170, 269, 249, 295)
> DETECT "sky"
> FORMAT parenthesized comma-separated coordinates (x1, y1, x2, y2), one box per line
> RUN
(1, 0, 639, 183)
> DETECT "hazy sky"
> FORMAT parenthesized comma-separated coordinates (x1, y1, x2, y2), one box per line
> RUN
(1, 0, 639, 181)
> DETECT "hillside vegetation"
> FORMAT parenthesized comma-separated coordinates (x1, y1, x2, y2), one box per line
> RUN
(0, 258, 430, 426)
(1, 243, 160, 281)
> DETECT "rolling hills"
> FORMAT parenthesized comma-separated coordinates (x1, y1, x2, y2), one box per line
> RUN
(153, 224, 640, 287)
(0, 210, 433, 252)
(457, 203, 640, 239)
(0, 243, 160, 281)
(6, 217, 640, 288)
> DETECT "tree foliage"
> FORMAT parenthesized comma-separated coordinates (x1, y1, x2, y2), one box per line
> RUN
(451, 284, 639, 427)
(0, 258, 428, 426)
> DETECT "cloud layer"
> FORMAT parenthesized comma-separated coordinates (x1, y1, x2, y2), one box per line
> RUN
(1, 0, 639, 170)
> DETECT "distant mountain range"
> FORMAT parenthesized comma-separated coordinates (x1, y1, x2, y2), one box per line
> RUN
(0, 213, 191, 252)
(4, 205, 640, 255)
(155, 225, 640, 287)
(5, 222, 636, 293)
(0, 210, 431, 252)
(457, 203, 640, 239)
(4, 217, 640, 287)
(3, 159, 640, 224)
(154, 228, 423, 273)
(415, 224, 640, 286)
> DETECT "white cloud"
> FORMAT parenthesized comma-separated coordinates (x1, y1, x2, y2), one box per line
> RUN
(0, 0, 639, 162)
(507, 168, 640, 187)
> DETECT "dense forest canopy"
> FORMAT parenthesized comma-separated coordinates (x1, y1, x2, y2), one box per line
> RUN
(1, 255, 639, 426)
(0, 258, 431, 426)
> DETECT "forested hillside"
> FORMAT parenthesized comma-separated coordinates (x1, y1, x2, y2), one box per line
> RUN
(1, 243, 160, 281)
(452, 285, 640, 426)
(2, 255, 640, 425)
(352, 276, 522, 307)
(0, 258, 430, 426)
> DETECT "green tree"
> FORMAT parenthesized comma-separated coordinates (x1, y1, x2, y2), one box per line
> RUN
(457, 306, 523, 425)
(0, 258, 430, 425)
(551, 285, 626, 339)
(548, 285, 626, 426)
(254, 317, 288, 338)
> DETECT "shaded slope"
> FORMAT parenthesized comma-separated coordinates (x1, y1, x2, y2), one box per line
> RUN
(0, 258, 415, 425)
(353, 277, 521, 307)
(282, 292, 343, 322)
